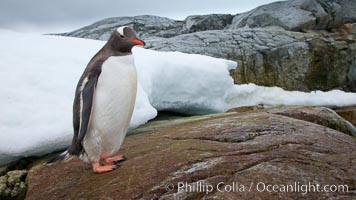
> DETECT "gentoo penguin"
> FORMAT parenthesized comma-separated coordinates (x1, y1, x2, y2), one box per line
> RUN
(52, 26, 145, 173)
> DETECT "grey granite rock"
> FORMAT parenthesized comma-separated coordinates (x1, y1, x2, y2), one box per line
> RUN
(228, 0, 355, 31)
(146, 27, 356, 92)
(182, 14, 233, 33)
(228, 0, 356, 31)
(58, 14, 236, 41)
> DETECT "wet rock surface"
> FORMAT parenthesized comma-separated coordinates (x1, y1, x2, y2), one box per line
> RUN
(25, 106, 356, 200)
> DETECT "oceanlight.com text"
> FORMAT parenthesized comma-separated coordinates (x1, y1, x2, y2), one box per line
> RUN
(169, 181, 349, 195)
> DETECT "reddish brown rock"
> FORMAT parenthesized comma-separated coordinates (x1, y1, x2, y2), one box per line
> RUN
(267, 106, 356, 136)
(25, 109, 356, 200)
(335, 107, 356, 127)
(227, 105, 264, 113)
(230, 106, 356, 136)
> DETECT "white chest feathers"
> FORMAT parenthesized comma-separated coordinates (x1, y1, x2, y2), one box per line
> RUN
(99, 55, 137, 91)
(83, 55, 138, 162)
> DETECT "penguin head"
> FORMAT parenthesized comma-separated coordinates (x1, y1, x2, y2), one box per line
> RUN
(110, 26, 145, 53)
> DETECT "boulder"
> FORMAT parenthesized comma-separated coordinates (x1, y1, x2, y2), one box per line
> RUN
(267, 106, 356, 136)
(228, 0, 356, 31)
(182, 14, 233, 33)
(25, 107, 356, 199)
(228, 106, 356, 136)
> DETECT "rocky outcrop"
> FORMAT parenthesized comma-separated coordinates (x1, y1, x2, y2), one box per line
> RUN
(25, 106, 356, 199)
(59, 0, 356, 40)
(56, 0, 356, 92)
(146, 26, 356, 92)
(58, 14, 236, 41)
(229, 0, 356, 31)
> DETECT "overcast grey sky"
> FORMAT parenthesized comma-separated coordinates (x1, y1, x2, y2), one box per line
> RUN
(0, 0, 282, 33)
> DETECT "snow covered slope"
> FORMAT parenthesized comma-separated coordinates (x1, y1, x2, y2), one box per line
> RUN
(0, 30, 355, 165)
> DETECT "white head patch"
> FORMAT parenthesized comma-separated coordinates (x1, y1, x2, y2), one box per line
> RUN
(116, 26, 128, 36)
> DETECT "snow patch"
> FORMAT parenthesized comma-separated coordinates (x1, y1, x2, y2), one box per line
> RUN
(227, 83, 356, 108)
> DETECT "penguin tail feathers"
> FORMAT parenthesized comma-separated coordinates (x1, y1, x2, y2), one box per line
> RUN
(46, 150, 74, 165)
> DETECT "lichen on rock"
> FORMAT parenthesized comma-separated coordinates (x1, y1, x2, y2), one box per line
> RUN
(0, 170, 28, 200)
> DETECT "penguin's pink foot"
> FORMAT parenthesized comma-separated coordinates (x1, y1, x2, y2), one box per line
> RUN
(105, 155, 127, 163)
(101, 160, 115, 166)
(92, 162, 116, 173)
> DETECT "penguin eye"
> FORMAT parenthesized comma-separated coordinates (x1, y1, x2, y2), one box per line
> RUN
(119, 34, 125, 38)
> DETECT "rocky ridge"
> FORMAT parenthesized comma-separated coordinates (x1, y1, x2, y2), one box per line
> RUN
(59, 15, 184, 40)
(60, 0, 356, 40)
(58, 0, 356, 92)
(146, 25, 356, 92)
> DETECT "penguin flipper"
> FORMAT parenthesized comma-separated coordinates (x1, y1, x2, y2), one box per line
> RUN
(78, 76, 98, 143)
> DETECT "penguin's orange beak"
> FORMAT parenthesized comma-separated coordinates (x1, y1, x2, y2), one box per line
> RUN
(130, 39, 145, 46)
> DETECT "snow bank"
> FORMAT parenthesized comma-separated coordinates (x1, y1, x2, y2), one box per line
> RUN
(0, 30, 355, 165)
(0, 30, 103, 164)
(0, 30, 237, 164)
(133, 47, 237, 115)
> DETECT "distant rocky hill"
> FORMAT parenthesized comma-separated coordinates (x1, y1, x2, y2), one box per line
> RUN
(59, 15, 184, 40)
(58, 14, 234, 40)
(58, 0, 356, 92)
